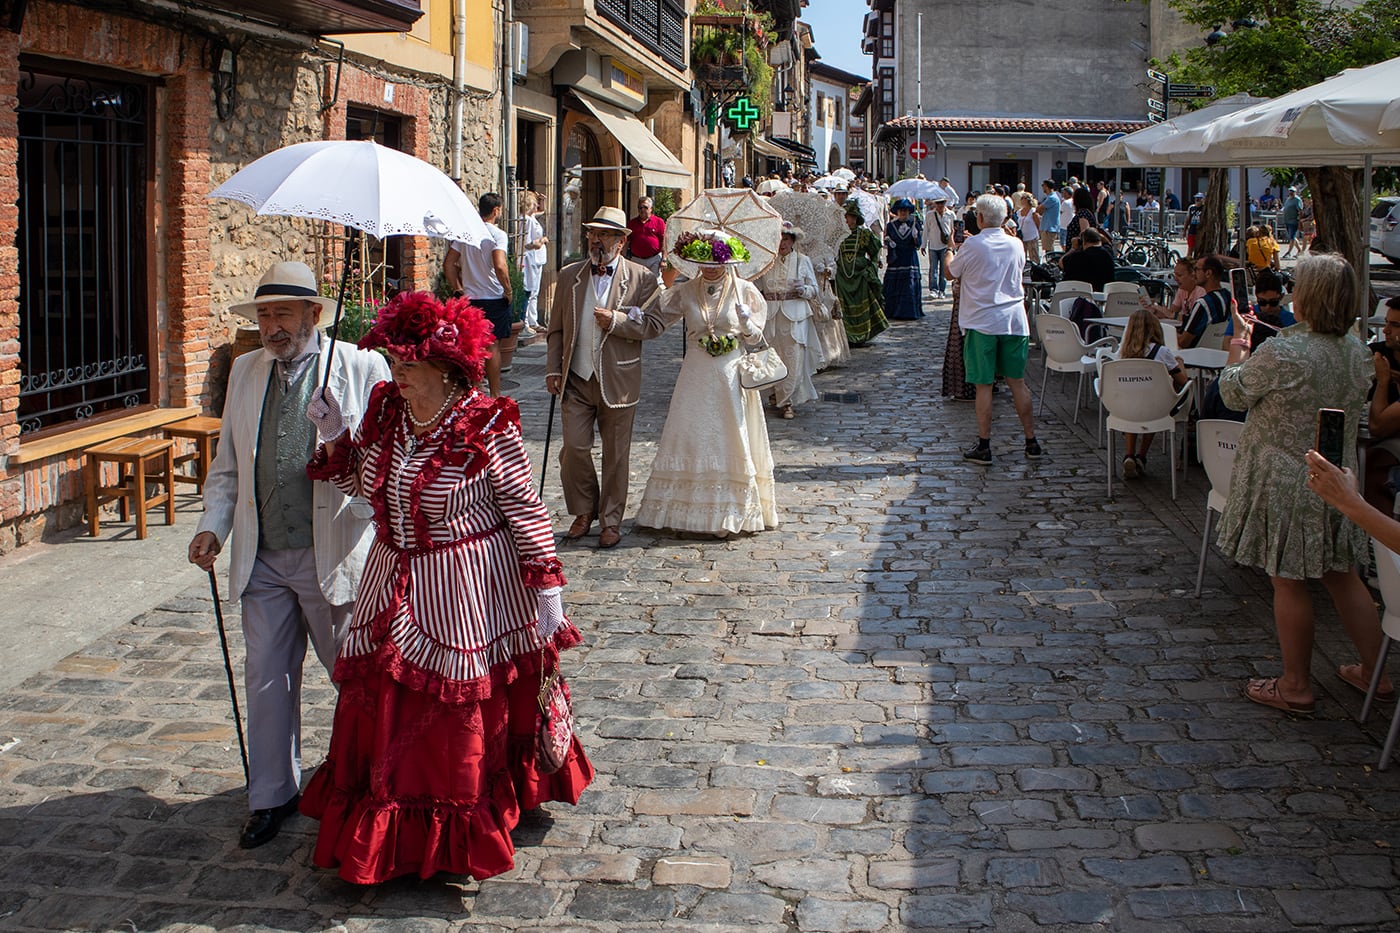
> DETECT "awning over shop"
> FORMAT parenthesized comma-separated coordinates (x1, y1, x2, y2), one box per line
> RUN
(751, 135, 819, 168)
(574, 93, 691, 189)
(185, 0, 422, 35)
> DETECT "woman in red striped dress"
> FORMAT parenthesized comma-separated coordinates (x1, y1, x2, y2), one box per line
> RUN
(301, 292, 593, 884)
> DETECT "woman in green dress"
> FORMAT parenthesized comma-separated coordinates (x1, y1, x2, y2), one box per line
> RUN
(1215, 253, 1391, 714)
(834, 201, 888, 347)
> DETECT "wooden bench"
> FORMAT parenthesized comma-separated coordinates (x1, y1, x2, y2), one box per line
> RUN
(163, 415, 222, 494)
(83, 438, 176, 539)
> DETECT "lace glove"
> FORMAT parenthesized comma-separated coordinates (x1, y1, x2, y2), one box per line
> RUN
(736, 301, 759, 338)
(536, 586, 565, 640)
(800, 284, 817, 300)
(306, 387, 346, 442)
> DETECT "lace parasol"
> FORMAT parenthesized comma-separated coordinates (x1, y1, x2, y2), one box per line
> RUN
(664, 187, 783, 280)
(768, 190, 845, 271)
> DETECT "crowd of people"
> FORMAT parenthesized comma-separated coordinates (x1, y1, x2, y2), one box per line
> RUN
(186, 167, 1395, 888)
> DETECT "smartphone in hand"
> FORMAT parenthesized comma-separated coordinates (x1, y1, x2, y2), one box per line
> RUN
(1315, 408, 1346, 466)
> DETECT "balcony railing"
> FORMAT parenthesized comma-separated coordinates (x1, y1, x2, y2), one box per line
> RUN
(596, 0, 687, 72)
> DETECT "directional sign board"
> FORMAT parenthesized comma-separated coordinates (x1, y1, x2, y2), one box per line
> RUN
(909, 140, 929, 160)
(1147, 98, 1167, 114)
(1148, 112, 1165, 124)
(1147, 69, 1169, 83)
(1168, 84, 1215, 98)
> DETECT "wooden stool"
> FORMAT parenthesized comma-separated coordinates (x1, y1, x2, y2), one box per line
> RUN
(83, 438, 176, 539)
(163, 415, 222, 493)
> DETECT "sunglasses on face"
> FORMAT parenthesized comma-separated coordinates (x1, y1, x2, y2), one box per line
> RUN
(1257, 298, 1282, 307)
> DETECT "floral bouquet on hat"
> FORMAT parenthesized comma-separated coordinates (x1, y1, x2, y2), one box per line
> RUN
(673, 230, 752, 265)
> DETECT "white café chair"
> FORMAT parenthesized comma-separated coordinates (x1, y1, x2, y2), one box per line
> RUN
(1193, 419, 1243, 596)
(1037, 313, 1116, 424)
(1053, 280, 1094, 305)
(1102, 292, 1142, 318)
(1103, 281, 1140, 298)
(1160, 321, 1180, 352)
(1098, 358, 1194, 500)
(1363, 539, 1400, 770)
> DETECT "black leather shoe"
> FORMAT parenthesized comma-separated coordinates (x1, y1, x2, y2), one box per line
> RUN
(239, 793, 301, 849)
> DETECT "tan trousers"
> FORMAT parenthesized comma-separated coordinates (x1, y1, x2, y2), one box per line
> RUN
(560, 371, 637, 529)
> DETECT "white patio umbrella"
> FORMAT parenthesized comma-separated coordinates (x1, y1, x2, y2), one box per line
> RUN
(211, 140, 491, 385)
(1150, 58, 1400, 312)
(1085, 94, 1268, 168)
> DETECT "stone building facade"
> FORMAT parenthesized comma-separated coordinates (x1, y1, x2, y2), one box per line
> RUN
(0, 0, 506, 551)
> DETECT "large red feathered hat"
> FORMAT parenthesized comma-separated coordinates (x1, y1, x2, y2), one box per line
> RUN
(358, 291, 496, 383)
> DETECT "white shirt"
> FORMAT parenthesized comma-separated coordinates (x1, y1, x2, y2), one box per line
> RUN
(522, 215, 546, 269)
(947, 227, 1028, 336)
(572, 264, 615, 381)
(455, 222, 509, 299)
(938, 183, 959, 204)
(1017, 210, 1039, 241)
(1059, 196, 1075, 229)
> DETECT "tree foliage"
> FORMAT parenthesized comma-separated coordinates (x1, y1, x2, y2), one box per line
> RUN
(1157, 0, 1400, 101)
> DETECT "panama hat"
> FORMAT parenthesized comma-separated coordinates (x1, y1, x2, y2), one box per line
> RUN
(230, 261, 338, 319)
(581, 205, 630, 233)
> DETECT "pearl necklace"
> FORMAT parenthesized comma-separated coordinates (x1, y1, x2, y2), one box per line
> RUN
(407, 389, 458, 429)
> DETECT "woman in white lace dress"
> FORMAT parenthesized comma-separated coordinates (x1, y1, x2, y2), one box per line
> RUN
(758, 225, 822, 418)
(635, 231, 779, 537)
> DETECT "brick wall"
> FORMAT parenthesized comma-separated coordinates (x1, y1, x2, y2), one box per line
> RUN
(0, 3, 500, 552)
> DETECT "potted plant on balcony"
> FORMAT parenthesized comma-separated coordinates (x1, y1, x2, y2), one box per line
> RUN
(691, 0, 775, 116)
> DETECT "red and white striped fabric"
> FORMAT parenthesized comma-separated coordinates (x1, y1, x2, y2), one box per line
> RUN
(310, 385, 569, 700)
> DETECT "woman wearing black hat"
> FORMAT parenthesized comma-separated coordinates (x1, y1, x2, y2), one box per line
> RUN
(883, 198, 925, 321)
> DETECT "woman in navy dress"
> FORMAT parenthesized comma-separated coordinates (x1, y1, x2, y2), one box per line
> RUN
(882, 198, 924, 320)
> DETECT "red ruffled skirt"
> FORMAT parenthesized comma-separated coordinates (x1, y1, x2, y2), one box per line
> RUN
(300, 648, 594, 884)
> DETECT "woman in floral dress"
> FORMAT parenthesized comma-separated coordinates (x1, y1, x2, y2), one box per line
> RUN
(1215, 254, 1391, 713)
(301, 292, 593, 884)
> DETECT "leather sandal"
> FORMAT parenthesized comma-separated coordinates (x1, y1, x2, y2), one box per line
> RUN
(1245, 677, 1315, 715)
(1338, 664, 1396, 703)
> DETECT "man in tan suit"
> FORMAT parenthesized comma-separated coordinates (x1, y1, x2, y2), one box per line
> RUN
(546, 206, 669, 548)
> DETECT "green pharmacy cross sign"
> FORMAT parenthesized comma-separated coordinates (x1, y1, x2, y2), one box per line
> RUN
(725, 97, 760, 133)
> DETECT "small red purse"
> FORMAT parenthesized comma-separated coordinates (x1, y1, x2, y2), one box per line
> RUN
(536, 652, 574, 775)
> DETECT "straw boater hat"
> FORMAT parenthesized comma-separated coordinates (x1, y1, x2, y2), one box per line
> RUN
(581, 205, 630, 233)
(230, 261, 339, 319)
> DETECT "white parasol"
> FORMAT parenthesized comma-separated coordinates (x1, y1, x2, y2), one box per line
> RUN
(886, 177, 942, 200)
(845, 187, 884, 232)
(755, 178, 790, 195)
(210, 140, 492, 386)
(832, 168, 856, 182)
(768, 190, 845, 271)
(664, 187, 784, 280)
(809, 175, 846, 191)
(210, 140, 490, 243)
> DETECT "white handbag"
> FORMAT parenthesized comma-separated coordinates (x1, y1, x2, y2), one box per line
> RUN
(738, 342, 788, 391)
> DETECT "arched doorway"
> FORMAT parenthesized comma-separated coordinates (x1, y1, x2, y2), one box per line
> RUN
(562, 124, 605, 265)
(829, 144, 841, 173)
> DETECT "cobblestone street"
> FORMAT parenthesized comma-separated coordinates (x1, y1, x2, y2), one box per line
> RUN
(3, 298, 1400, 931)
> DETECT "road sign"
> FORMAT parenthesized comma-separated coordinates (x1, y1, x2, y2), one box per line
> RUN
(1147, 69, 1169, 83)
(1168, 84, 1215, 98)
(1148, 112, 1165, 124)
(908, 140, 929, 160)
(725, 97, 760, 132)
(1147, 98, 1167, 114)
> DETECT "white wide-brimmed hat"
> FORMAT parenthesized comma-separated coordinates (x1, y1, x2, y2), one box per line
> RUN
(230, 261, 338, 319)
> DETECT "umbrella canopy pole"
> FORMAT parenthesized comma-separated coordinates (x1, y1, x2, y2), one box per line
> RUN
(1363, 154, 1373, 317)
(322, 227, 363, 393)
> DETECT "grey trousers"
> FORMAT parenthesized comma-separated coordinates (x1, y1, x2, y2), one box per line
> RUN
(241, 547, 349, 811)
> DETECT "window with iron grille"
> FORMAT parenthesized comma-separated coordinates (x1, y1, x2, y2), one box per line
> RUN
(16, 61, 152, 437)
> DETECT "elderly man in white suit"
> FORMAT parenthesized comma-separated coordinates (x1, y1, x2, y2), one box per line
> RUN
(189, 261, 389, 849)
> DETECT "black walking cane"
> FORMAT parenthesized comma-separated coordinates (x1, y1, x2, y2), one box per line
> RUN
(207, 569, 250, 785)
(538, 391, 557, 492)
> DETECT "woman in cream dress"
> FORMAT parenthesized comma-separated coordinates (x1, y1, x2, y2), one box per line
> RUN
(757, 225, 822, 418)
(635, 233, 778, 537)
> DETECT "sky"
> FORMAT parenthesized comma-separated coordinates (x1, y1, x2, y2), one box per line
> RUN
(799, 0, 869, 79)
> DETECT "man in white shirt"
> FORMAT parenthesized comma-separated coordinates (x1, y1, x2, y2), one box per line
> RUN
(446, 192, 513, 396)
(924, 196, 954, 298)
(938, 176, 959, 206)
(947, 193, 1041, 464)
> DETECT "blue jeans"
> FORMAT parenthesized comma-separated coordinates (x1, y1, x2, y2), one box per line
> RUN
(927, 248, 948, 294)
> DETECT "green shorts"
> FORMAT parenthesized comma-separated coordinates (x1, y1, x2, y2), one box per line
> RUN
(963, 330, 1029, 384)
